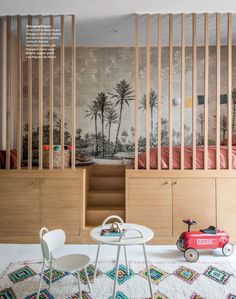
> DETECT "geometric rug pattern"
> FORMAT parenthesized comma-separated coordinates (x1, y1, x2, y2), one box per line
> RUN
(173, 266, 199, 284)
(0, 260, 236, 299)
(204, 266, 233, 285)
(106, 264, 134, 285)
(139, 265, 169, 285)
(42, 269, 70, 285)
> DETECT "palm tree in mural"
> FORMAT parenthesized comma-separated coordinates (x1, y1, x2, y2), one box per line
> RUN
(139, 89, 158, 139)
(85, 100, 99, 156)
(96, 92, 111, 158)
(109, 80, 134, 156)
(105, 106, 118, 157)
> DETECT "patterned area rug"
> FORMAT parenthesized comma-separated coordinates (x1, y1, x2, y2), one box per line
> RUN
(0, 260, 236, 299)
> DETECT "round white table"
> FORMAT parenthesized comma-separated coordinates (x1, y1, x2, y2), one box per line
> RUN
(90, 220, 154, 299)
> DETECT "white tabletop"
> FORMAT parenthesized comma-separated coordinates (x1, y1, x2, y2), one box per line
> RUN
(90, 223, 154, 246)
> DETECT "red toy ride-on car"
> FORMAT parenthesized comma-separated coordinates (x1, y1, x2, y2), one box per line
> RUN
(176, 219, 234, 262)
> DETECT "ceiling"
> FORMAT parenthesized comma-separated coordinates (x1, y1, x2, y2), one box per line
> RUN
(1, 0, 236, 46)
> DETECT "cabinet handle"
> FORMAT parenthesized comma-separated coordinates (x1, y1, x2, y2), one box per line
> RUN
(164, 181, 168, 185)
(173, 181, 177, 185)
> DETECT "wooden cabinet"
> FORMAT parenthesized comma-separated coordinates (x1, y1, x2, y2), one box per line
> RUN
(0, 177, 39, 236)
(173, 179, 216, 235)
(127, 179, 172, 236)
(217, 178, 236, 238)
(0, 171, 84, 242)
(126, 173, 217, 240)
(40, 178, 82, 236)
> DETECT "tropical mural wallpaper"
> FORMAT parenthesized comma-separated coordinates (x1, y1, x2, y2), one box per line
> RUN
(22, 46, 236, 163)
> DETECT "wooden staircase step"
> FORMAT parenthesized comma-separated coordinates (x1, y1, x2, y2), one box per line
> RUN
(90, 176, 125, 191)
(91, 165, 125, 177)
(86, 206, 125, 226)
(88, 191, 125, 206)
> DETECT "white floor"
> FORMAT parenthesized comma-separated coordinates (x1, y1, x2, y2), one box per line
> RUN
(0, 244, 236, 275)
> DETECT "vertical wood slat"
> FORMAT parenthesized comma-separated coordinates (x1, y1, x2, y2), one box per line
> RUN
(71, 15, 76, 170)
(157, 14, 162, 170)
(38, 15, 43, 170)
(216, 13, 221, 170)
(61, 16, 65, 169)
(6, 16, 11, 170)
(28, 15, 33, 170)
(204, 13, 209, 170)
(192, 13, 197, 170)
(180, 14, 185, 170)
(228, 13, 232, 169)
(49, 16, 54, 170)
(134, 15, 139, 170)
(169, 14, 173, 170)
(17, 16, 22, 170)
(146, 14, 150, 170)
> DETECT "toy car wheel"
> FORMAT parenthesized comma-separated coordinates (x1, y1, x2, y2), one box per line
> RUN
(222, 243, 234, 256)
(176, 239, 185, 252)
(184, 248, 199, 262)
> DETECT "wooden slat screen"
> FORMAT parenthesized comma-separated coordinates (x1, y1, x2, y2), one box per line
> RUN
(145, 14, 150, 170)
(180, 14, 185, 170)
(204, 13, 209, 170)
(157, 14, 162, 170)
(192, 13, 197, 170)
(134, 15, 139, 170)
(17, 16, 22, 170)
(6, 16, 11, 170)
(169, 14, 173, 170)
(216, 13, 221, 170)
(28, 15, 33, 170)
(1, 13, 236, 172)
(60, 16, 65, 169)
(49, 16, 54, 170)
(228, 13, 232, 169)
(71, 15, 76, 170)
(38, 15, 43, 170)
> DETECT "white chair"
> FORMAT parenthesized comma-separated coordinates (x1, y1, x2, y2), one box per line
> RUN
(37, 227, 91, 299)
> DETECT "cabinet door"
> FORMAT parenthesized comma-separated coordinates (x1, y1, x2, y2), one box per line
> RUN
(127, 179, 172, 236)
(173, 179, 216, 235)
(0, 177, 39, 236)
(40, 178, 81, 236)
(217, 178, 236, 238)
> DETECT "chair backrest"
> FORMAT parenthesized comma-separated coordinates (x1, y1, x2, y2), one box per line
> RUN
(39, 227, 66, 262)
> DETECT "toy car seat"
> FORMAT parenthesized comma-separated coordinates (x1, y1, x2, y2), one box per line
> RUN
(200, 225, 217, 234)
(183, 219, 197, 232)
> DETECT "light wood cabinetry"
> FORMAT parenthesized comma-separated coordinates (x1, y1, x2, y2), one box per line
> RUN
(217, 178, 236, 238)
(127, 179, 172, 236)
(126, 171, 218, 242)
(0, 177, 39, 236)
(40, 178, 81, 236)
(173, 179, 216, 235)
(0, 170, 84, 243)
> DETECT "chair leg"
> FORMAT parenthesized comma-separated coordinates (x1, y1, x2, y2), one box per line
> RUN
(49, 266, 53, 290)
(36, 261, 45, 299)
(77, 269, 82, 299)
(93, 243, 101, 282)
(112, 245, 121, 299)
(85, 267, 91, 293)
(142, 244, 153, 299)
(124, 246, 129, 275)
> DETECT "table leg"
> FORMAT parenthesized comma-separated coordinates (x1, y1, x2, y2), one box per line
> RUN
(113, 245, 121, 299)
(124, 246, 129, 275)
(93, 243, 101, 283)
(142, 244, 153, 299)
